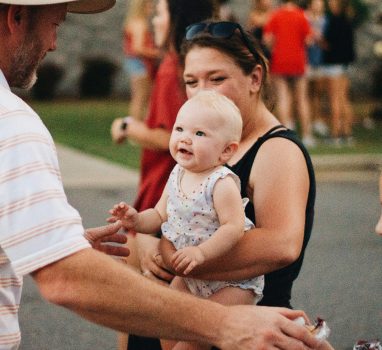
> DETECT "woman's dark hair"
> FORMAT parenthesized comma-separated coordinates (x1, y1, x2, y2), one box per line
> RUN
(167, 0, 217, 54)
(180, 21, 270, 92)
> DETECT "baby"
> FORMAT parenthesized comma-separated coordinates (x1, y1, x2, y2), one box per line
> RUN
(109, 90, 264, 349)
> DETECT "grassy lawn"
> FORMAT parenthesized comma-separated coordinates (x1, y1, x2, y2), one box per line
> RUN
(30, 99, 382, 170)
(30, 99, 142, 169)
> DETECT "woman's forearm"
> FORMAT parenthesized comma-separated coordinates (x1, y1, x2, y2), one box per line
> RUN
(188, 226, 302, 281)
(127, 120, 170, 150)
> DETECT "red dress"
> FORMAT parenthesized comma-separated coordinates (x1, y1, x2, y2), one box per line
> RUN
(264, 6, 311, 76)
(134, 52, 186, 211)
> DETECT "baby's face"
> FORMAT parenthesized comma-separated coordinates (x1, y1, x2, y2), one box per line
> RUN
(169, 104, 231, 173)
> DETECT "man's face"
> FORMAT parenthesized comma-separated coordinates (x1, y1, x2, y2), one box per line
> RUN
(9, 4, 67, 89)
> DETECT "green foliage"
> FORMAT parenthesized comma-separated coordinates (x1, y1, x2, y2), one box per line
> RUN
(79, 57, 119, 98)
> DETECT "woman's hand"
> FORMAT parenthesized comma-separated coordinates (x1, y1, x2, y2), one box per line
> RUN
(137, 234, 174, 285)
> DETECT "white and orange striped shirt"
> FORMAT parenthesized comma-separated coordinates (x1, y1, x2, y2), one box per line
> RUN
(0, 70, 90, 349)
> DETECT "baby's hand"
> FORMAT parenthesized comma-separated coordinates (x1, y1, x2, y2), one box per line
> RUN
(107, 202, 138, 230)
(171, 246, 205, 275)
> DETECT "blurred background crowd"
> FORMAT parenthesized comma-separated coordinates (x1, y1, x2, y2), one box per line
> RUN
(23, 0, 382, 149)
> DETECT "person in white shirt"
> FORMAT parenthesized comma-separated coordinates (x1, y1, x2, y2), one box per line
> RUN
(0, 1, 323, 349)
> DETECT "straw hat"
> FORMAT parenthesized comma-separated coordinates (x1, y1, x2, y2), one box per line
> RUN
(0, 0, 116, 13)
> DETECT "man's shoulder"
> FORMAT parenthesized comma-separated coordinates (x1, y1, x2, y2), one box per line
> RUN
(0, 87, 40, 122)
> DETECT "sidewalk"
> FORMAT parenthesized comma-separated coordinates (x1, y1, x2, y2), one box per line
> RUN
(56, 144, 382, 189)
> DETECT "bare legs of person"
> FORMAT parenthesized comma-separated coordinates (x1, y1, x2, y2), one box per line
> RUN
(309, 77, 329, 137)
(327, 74, 354, 144)
(129, 74, 151, 121)
(273, 75, 315, 147)
(161, 278, 255, 350)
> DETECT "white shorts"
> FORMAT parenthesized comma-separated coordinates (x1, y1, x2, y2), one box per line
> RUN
(321, 64, 348, 77)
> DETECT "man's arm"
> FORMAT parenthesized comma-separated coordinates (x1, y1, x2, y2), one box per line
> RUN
(32, 248, 320, 349)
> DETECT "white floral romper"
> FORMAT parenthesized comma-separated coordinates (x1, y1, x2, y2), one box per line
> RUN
(162, 164, 264, 302)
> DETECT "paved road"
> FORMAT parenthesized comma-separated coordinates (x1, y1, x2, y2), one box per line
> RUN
(18, 177, 382, 349)
(20, 181, 382, 350)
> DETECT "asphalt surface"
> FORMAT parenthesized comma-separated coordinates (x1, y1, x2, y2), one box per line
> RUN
(17, 145, 382, 350)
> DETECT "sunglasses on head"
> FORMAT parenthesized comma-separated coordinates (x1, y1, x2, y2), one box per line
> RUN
(185, 21, 258, 60)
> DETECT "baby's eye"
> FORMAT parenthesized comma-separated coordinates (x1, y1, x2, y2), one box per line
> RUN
(175, 126, 183, 132)
(195, 131, 205, 136)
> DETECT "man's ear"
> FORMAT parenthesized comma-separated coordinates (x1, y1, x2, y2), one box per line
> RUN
(7, 5, 25, 34)
(219, 141, 239, 164)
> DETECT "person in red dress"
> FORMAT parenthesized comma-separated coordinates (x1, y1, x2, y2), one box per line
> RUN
(122, 0, 160, 121)
(264, 0, 316, 147)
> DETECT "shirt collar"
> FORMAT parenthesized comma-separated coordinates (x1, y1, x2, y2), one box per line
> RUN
(0, 69, 10, 91)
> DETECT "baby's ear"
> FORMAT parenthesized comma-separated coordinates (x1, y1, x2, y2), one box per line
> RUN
(220, 141, 239, 164)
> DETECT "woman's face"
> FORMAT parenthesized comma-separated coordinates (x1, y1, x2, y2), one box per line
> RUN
(152, 0, 170, 48)
(183, 47, 257, 122)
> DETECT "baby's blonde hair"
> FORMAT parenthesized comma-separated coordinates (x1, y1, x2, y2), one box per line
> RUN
(185, 90, 242, 142)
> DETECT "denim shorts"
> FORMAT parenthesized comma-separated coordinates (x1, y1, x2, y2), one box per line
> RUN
(123, 57, 147, 77)
(321, 64, 348, 77)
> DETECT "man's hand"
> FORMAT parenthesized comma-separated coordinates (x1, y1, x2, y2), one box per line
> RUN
(85, 221, 130, 257)
(218, 306, 322, 350)
(171, 246, 205, 275)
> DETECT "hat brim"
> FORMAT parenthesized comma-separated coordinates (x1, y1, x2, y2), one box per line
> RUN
(0, 0, 116, 14)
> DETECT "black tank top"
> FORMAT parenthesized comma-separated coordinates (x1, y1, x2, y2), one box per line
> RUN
(228, 125, 316, 308)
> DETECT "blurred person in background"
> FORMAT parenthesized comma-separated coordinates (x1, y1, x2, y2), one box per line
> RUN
(305, 0, 330, 138)
(264, 0, 316, 148)
(122, 0, 160, 121)
(246, 0, 273, 59)
(321, 0, 355, 146)
(217, 0, 237, 22)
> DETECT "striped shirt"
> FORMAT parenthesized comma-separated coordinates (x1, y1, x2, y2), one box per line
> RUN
(0, 70, 90, 349)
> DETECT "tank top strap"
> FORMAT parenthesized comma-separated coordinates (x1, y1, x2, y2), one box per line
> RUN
(260, 124, 286, 138)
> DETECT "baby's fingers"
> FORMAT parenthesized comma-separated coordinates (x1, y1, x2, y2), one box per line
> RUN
(183, 260, 197, 275)
(174, 256, 192, 273)
(106, 216, 118, 223)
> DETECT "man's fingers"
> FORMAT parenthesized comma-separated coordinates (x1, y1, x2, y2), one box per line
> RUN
(85, 221, 123, 243)
(100, 233, 127, 244)
(280, 317, 320, 350)
(100, 244, 130, 257)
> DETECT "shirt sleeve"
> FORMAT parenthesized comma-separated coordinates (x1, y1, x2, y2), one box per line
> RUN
(0, 110, 90, 276)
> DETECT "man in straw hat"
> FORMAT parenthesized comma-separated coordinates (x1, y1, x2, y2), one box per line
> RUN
(0, 1, 323, 349)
